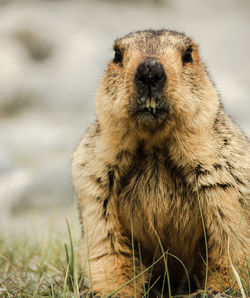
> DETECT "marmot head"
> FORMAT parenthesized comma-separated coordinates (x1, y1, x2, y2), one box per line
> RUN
(96, 30, 219, 138)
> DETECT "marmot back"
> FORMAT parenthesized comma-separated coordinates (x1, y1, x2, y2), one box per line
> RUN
(72, 30, 250, 297)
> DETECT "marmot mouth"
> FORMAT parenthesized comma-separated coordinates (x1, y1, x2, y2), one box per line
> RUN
(145, 97, 157, 115)
(130, 96, 169, 123)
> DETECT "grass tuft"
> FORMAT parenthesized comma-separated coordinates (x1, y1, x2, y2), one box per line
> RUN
(0, 208, 249, 297)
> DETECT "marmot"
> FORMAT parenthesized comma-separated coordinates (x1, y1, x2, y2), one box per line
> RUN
(72, 30, 250, 297)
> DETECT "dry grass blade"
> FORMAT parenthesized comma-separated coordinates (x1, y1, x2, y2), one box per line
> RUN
(228, 240, 246, 298)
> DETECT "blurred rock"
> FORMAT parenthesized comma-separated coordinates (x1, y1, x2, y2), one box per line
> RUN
(0, 90, 35, 117)
(0, 169, 32, 212)
(0, 37, 33, 115)
(13, 29, 54, 62)
(10, 163, 73, 214)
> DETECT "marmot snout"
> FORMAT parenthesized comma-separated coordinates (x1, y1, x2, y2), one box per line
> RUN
(72, 30, 250, 297)
(134, 59, 166, 113)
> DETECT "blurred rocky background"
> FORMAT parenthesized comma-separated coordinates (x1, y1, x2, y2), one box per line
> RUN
(0, 0, 249, 223)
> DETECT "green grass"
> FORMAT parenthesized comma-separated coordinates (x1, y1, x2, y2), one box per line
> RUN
(0, 207, 249, 297)
(0, 208, 82, 297)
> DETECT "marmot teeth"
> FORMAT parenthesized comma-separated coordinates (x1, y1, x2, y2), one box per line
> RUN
(145, 97, 156, 114)
(151, 97, 156, 114)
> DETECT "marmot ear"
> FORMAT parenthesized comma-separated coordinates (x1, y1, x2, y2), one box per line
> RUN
(113, 47, 123, 64)
(182, 46, 193, 64)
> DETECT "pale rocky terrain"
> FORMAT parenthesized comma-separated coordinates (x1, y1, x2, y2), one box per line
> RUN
(0, 0, 249, 223)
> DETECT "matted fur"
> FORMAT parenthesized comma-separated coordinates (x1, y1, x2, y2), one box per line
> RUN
(72, 30, 250, 297)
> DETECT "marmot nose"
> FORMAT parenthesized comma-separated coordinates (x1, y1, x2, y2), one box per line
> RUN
(135, 60, 166, 90)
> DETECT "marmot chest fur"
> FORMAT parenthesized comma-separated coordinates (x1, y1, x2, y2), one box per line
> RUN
(72, 29, 250, 297)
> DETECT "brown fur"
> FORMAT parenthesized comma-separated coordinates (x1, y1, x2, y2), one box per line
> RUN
(72, 30, 250, 297)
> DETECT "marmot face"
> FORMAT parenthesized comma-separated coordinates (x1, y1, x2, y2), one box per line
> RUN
(96, 30, 218, 134)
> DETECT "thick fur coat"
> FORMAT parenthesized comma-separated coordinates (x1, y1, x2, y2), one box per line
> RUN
(72, 30, 250, 297)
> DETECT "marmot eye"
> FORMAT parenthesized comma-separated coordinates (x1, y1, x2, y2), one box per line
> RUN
(113, 48, 123, 64)
(182, 47, 193, 64)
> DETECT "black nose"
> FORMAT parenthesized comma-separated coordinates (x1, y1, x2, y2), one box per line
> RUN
(135, 60, 166, 91)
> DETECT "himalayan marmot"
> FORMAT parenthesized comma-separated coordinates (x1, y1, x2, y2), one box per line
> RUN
(72, 30, 250, 297)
